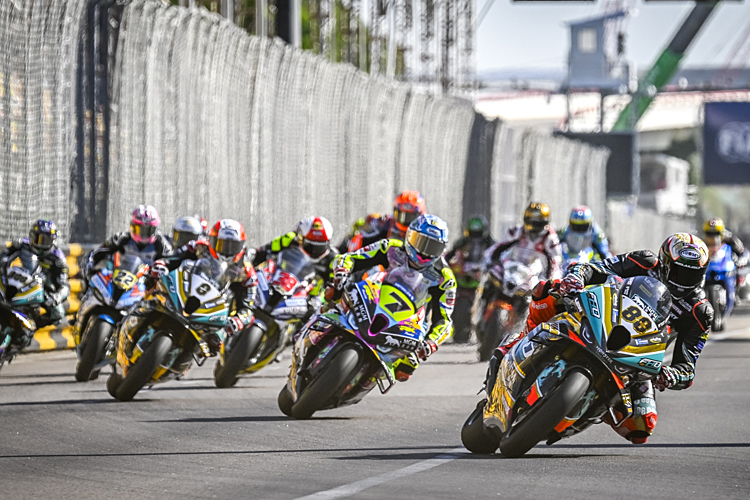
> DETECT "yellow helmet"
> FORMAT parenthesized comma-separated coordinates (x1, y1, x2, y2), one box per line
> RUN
(702, 218, 725, 237)
(523, 202, 551, 237)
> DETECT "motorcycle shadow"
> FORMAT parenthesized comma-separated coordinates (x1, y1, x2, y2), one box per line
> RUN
(147, 415, 353, 424)
(333, 449, 601, 461)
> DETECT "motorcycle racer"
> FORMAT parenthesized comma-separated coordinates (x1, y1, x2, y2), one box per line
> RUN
(330, 214, 456, 382)
(342, 190, 426, 252)
(483, 202, 563, 281)
(0, 220, 70, 337)
(150, 219, 258, 354)
(559, 206, 611, 261)
(172, 215, 205, 249)
(445, 215, 495, 262)
(253, 216, 339, 303)
(87, 205, 173, 274)
(488, 233, 713, 445)
(703, 218, 745, 262)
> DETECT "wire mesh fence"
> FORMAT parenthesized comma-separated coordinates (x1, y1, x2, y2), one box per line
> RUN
(2, 0, 611, 250)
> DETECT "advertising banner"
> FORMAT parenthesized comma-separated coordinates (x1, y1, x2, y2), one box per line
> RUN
(704, 102, 750, 185)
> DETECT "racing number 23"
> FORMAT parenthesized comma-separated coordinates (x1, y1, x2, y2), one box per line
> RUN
(621, 306, 652, 334)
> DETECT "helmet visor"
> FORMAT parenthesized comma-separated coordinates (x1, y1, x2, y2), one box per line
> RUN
(406, 230, 445, 259)
(570, 222, 591, 234)
(395, 209, 420, 228)
(303, 239, 329, 259)
(174, 230, 199, 248)
(131, 223, 157, 240)
(524, 219, 547, 234)
(667, 264, 706, 291)
(210, 236, 244, 258)
(31, 233, 55, 250)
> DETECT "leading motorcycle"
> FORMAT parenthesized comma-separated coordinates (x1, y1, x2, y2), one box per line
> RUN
(472, 246, 546, 361)
(74, 252, 147, 381)
(461, 275, 671, 457)
(0, 249, 45, 370)
(704, 240, 736, 332)
(214, 246, 316, 388)
(107, 257, 229, 401)
(278, 266, 430, 419)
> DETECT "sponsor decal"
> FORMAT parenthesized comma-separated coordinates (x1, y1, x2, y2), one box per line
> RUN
(580, 324, 594, 344)
(586, 292, 601, 319)
(635, 338, 649, 346)
(638, 358, 662, 370)
(384, 335, 400, 347)
(621, 392, 632, 408)
(679, 248, 701, 260)
(595, 345, 612, 363)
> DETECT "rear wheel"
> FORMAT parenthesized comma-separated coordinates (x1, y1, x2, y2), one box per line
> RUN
(461, 399, 499, 454)
(478, 310, 504, 362)
(291, 345, 360, 420)
(75, 320, 113, 382)
(452, 294, 474, 344)
(115, 335, 173, 402)
(499, 370, 590, 458)
(214, 325, 264, 388)
(278, 386, 294, 417)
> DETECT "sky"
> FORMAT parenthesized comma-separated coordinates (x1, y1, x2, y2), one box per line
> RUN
(476, 0, 748, 73)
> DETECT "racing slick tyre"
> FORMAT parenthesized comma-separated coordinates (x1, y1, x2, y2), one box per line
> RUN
(709, 285, 725, 332)
(114, 335, 173, 402)
(478, 310, 504, 362)
(278, 386, 294, 417)
(106, 372, 123, 399)
(291, 345, 360, 420)
(499, 370, 590, 458)
(214, 325, 263, 388)
(452, 294, 474, 344)
(461, 399, 500, 454)
(75, 319, 112, 382)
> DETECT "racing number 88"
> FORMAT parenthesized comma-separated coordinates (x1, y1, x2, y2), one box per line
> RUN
(622, 306, 652, 334)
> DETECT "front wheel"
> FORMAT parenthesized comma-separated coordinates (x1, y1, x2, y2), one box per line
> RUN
(461, 399, 499, 454)
(75, 319, 113, 382)
(478, 309, 504, 362)
(278, 386, 294, 417)
(499, 370, 590, 458)
(214, 325, 264, 388)
(452, 293, 474, 344)
(709, 285, 725, 332)
(291, 345, 360, 420)
(114, 335, 173, 402)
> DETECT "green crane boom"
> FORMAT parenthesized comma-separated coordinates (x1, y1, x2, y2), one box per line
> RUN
(611, 2, 720, 131)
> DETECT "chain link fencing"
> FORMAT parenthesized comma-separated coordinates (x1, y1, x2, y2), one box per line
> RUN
(3, 0, 612, 250)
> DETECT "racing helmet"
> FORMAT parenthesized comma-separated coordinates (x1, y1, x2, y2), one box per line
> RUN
(703, 218, 725, 239)
(465, 214, 489, 238)
(29, 219, 58, 255)
(523, 202, 551, 239)
(404, 214, 449, 269)
(569, 206, 593, 234)
(173, 216, 203, 248)
(393, 190, 426, 233)
(297, 216, 332, 260)
(208, 219, 246, 263)
(130, 205, 160, 245)
(658, 233, 709, 298)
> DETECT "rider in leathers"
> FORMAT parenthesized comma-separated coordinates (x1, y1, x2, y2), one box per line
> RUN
(331, 214, 456, 382)
(489, 233, 713, 444)
(87, 205, 173, 273)
(1, 220, 70, 338)
(151, 219, 258, 354)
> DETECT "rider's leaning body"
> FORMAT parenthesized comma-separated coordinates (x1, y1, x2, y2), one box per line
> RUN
(1, 220, 70, 333)
(331, 214, 456, 381)
(494, 234, 713, 444)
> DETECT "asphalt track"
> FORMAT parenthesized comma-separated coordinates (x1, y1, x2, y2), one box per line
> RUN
(2, 309, 750, 499)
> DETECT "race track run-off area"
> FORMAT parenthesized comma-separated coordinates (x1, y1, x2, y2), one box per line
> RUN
(2, 309, 750, 499)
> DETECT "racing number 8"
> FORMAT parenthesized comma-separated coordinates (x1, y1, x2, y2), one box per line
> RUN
(622, 306, 651, 334)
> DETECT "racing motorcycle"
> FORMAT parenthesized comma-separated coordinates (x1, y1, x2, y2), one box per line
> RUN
(107, 257, 229, 401)
(74, 253, 147, 381)
(0, 249, 45, 370)
(278, 266, 430, 419)
(461, 275, 671, 458)
(449, 243, 484, 343)
(472, 246, 546, 361)
(704, 240, 736, 332)
(214, 246, 316, 388)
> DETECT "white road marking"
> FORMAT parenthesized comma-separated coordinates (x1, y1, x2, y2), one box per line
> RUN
(293, 447, 465, 500)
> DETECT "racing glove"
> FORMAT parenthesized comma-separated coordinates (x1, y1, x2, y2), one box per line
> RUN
(559, 273, 585, 296)
(43, 291, 60, 307)
(416, 339, 438, 361)
(654, 366, 678, 391)
(332, 264, 350, 291)
(223, 316, 245, 339)
(150, 260, 169, 279)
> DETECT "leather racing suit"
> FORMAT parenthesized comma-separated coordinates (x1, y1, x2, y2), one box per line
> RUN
(333, 239, 457, 379)
(560, 221, 611, 261)
(498, 250, 714, 444)
(485, 225, 563, 281)
(341, 215, 405, 253)
(0, 239, 70, 336)
(89, 231, 173, 269)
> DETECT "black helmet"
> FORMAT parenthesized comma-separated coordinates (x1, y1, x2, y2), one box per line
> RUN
(29, 219, 58, 255)
(658, 233, 709, 298)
